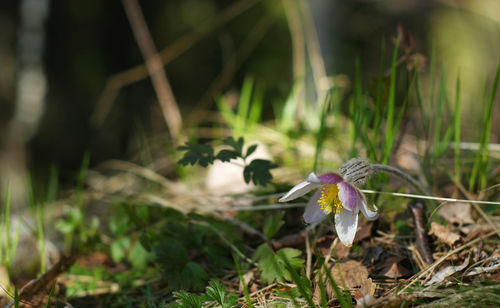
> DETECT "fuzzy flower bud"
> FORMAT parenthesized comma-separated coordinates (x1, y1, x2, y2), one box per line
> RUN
(338, 158, 374, 186)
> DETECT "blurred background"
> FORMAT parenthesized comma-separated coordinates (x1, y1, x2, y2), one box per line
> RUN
(1, 0, 500, 207)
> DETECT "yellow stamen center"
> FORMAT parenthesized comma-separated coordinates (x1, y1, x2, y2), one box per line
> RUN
(318, 184, 343, 214)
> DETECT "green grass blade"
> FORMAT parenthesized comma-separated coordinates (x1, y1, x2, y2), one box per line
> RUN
(236, 76, 254, 134)
(479, 60, 500, 189)
(216, 95, 237, 128)
(382, 34, 401, 164)
(414, 73, 429, 144)
(47, 164, 59, 202)
(248, 85, 263, 126)
(316, 277, 328, 308)
(10, 223, 21, 267)
(392, 70, 416, 153)
(14, 286, 19, 308)
(279, 78, 305, 132)
(4, 182, 11, 267)
(469, 61, 500, 190)
(372, 37, 386, 160)
(233, 254, 254, 308)
(322, 264, 352, 308)
(313, 91, 332, 172)
(280, 255, 316, 307)
(45, 283, 56, 308)
(37, 202, 45, 274)
(349, 57, 363, 158)
(78, 152, 91, 207)
(432, 71, 446, 158)
(454, 73, 462, 181)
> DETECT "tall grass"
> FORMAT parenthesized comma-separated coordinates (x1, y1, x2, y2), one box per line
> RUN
(381, 34, 401, 164)
(453, 73, 462, 181)
(469, 61, 500, 191)
(216, 76, 263, 137)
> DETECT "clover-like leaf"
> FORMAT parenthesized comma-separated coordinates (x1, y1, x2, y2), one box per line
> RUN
(243, 159, 276, 186)
(177, 142, 215, 167)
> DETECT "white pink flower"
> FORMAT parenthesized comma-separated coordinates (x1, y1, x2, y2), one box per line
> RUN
(279, 172, 378, 246)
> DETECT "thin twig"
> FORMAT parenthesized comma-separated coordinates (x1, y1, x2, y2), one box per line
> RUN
(305, 234, 312, 280)
(408, 199, 434, 264)
(4, 254, 77, 308)
(92, 0, 262, 127)
(122, 0, 182, 139)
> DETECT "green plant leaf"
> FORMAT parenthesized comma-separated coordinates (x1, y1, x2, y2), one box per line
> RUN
(263, 212, 285, 239)
(243, 159, 276, 186)
(223, 136, 244, 156)
(253, 244, 304, 283)
(177, 142, 215, 167)
(128, 240, 152, 270)
(110, 237, 131, 263)
(215, 149, 239, 162)
(202, 280, 226, 305)
(171, 291, 202, 308)
(244, 144, 258, 159)
(201, 280, 237, 308)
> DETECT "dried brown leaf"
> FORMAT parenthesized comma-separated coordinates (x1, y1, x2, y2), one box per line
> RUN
(429, 222, 461, 247)
(376, 256, 412, 278)
(437, 203, 474, 225)
(0, 266, 10, 298)
(314, 260, 375, 301)
(424, 256, 470, 285)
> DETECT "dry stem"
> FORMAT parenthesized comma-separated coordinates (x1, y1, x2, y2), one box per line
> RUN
(122, 0, 182, 139)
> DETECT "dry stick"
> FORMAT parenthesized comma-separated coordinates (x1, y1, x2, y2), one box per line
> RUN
(397, 230, 497, 295)
(305, 234, 312, 281)
(281, 0, 306, 119)
(282, 0, 305, 81)
(122, 0, 182, 139)
(4, 254, 77, 308)
(297, 0, 329, 94)
(92, 0, 262, 127)
(408, 200, 434, 264)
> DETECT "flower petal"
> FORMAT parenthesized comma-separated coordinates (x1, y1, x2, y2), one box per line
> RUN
(303, 190, 328, 223)
(337, 182, 359, 212)
(279, 179, 322, 202)
(334, 211, 358, 246)
(307, 172, 323, 184)
(359, 199, 378, 220)
(318, 173, 343, 184)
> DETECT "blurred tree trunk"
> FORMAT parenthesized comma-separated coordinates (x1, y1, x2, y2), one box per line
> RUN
(0, 0, 50, 209)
